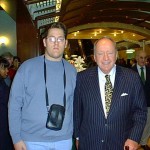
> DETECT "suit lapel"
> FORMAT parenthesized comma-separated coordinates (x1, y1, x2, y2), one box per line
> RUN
(108, 66, 125, 117)
(88, 67, 105, 116)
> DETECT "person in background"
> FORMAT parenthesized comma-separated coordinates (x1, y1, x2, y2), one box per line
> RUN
(87, 54, 97, 68)
(13, 56, 21, 71)
(130, 58, 137, 67)
(146, 57, 150, 67)
(132, 50, 150, 150)
(0, 57, 14, 150)
(1, 52, 15, 85)
(1, 52, 16, 79)
(8, 22, 77, 150)
(117, 58, 127, 67)
(73, 36, 147, 150)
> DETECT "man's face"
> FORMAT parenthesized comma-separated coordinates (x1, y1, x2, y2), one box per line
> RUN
(94, 38, 117, 74)
(43, 28, 67, 61)
(136, 51, 147, 67)
(0, 66, 8, 78)
(5, 57, 13, 67)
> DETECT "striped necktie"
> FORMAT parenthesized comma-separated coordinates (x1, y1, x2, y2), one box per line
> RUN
(105, 75, 113, 115)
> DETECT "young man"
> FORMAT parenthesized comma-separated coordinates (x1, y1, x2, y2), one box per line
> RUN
(9, 22, 77, 150)
(74, 36, 147, 150)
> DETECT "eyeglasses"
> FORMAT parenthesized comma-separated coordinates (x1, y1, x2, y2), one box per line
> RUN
(46, 36, 65, 43)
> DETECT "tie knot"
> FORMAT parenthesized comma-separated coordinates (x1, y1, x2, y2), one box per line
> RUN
(105, 75, 110, 81)
(140, 67, 144, 70)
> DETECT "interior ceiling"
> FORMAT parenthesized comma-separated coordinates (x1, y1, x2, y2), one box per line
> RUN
(23, 0, 150, 51)
(0, 6, 3, 10)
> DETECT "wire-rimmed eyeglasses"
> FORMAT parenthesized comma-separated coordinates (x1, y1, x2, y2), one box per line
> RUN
(46, 36, 65, 43)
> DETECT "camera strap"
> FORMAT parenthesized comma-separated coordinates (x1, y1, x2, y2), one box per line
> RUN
(44, 56, 66, 112)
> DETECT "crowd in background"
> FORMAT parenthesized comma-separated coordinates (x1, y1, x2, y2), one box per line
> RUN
(85, 54, 150, 69)
(0, 52, 21, 150)
(116, 57, 150, 68)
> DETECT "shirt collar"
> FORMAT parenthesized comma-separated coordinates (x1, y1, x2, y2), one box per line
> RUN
(98, 65, 116, 79)
(137, 64, 146, 70)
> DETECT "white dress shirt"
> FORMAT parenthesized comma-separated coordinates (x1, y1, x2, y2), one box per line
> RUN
(98, 65, 116, 118)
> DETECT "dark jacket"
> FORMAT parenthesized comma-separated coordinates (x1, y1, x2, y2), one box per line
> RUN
(132, 65, 150, 107)
(74, 66, 147, 150)
(0, 77, 14, 150)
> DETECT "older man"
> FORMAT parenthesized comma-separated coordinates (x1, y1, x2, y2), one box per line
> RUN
(132, 50, 150, 150)
(74, 37, 147, 150)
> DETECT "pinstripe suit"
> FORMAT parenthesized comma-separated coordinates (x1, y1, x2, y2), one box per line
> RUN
(73, 65, 147, 150)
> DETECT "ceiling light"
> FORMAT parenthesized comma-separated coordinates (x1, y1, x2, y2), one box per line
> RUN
(56, 0, 62, 12)
(126, 49, 135, 53)
(55, 16, 59, 22)
(94, 32, 97, 36)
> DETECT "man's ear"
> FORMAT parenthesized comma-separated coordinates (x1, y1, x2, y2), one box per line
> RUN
(65, 39, 68, 48)
(43, 38, 46, 47)
(94, 54, 96, 62)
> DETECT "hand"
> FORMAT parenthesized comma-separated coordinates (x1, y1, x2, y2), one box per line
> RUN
(76, 139, 79, 150)
(14, 141, 27, 150)
(124, 139, 139, 150)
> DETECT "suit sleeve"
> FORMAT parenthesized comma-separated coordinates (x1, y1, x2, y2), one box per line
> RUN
(128, 73, 147, 142)
(73, 73, 83, 139)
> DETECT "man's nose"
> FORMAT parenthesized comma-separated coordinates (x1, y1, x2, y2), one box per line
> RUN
(104, 53, 109, 60)
(54, 40, 59, 44)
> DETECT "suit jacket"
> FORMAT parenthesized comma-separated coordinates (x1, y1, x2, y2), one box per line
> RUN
(73, 65, 147, 150)
(0, 78, 9, 131)
(132, 65, 150, 107)
(0, 77, 14, 150)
